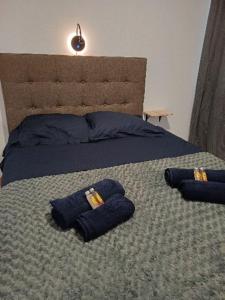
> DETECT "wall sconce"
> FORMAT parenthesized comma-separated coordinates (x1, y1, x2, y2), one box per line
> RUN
(69, 24, 85, 54)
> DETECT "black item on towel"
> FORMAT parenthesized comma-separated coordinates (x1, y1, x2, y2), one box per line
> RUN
(75, 193, 135, 242)
(165, 168, 225, 188)
(179, 180, 225, 204)
(50, 179, 125, 230)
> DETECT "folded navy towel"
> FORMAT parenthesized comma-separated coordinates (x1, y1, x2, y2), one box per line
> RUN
(178, 180, 225, 204)
(165, 168, 225, 188)
(74, 193, 135, 242)
(50, 179, 125, 230)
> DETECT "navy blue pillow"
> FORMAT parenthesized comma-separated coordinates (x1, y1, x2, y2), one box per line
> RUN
(3, 114, 89, 155)
(85, 111, 164, 141)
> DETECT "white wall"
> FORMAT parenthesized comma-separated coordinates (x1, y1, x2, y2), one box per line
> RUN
(0, 0, 210, 151)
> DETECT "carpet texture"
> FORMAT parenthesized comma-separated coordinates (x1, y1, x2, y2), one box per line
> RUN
(0, 152, 225, 299)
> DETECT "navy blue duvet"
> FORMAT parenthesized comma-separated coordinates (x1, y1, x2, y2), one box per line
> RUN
(1, 129, 199, 186)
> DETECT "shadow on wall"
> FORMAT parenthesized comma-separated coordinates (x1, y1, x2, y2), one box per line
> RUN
(147, 117, 171, 132)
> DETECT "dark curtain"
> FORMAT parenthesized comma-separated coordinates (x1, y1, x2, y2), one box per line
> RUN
(189, 0, 225, 160)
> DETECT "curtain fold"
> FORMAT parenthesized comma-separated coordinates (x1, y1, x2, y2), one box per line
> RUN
(189, 0, 225, 160)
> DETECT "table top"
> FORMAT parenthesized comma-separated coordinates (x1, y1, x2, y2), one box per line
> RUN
(144, 109, 173, 117)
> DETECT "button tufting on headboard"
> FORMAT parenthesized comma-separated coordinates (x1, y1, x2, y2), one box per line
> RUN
(0, 54, 147, 131)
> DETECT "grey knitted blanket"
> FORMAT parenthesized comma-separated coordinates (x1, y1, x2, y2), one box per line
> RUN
(0, 152, 225, 300)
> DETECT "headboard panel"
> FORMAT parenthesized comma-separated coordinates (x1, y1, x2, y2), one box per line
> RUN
(0, 54, 147, 131)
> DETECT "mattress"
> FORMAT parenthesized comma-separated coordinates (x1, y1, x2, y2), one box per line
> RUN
(1, 129, 199, 186)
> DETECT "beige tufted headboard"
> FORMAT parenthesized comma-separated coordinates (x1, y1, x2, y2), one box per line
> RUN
(0, 53, 147, 131)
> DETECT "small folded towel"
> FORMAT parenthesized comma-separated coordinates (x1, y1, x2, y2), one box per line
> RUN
(74, 193, 135, 242)
(178, 180, 225, 204)
(50, 179, 125, 229)
(165, 168, 225, 188)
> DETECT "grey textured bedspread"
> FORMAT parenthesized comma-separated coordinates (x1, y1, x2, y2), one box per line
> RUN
(0, 152, 225, 300)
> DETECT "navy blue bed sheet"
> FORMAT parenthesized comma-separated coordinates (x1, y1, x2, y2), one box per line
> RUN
(1, 129, 200, 186)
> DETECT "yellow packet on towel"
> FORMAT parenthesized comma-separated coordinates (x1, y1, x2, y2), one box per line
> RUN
(85, 188, 105, 209)
(199, 167, 208, 181)
(85, 191, 100, 209)
(194, 168, 202, 181)
(90, 188, 104, 205)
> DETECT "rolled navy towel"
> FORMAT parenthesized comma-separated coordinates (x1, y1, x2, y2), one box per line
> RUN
(74, 193, 135, 242)
(165, 168, 225, 188)
(50, 179, 125, 230)
(178, 180, 225, 204)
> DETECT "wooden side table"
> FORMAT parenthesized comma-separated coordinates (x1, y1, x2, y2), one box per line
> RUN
(144, 109, 173, 122)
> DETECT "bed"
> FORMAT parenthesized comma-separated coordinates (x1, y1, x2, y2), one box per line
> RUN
(0, 53, 225, 299)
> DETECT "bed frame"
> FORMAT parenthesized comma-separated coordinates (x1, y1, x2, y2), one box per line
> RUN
(0, 53, 147, 131)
